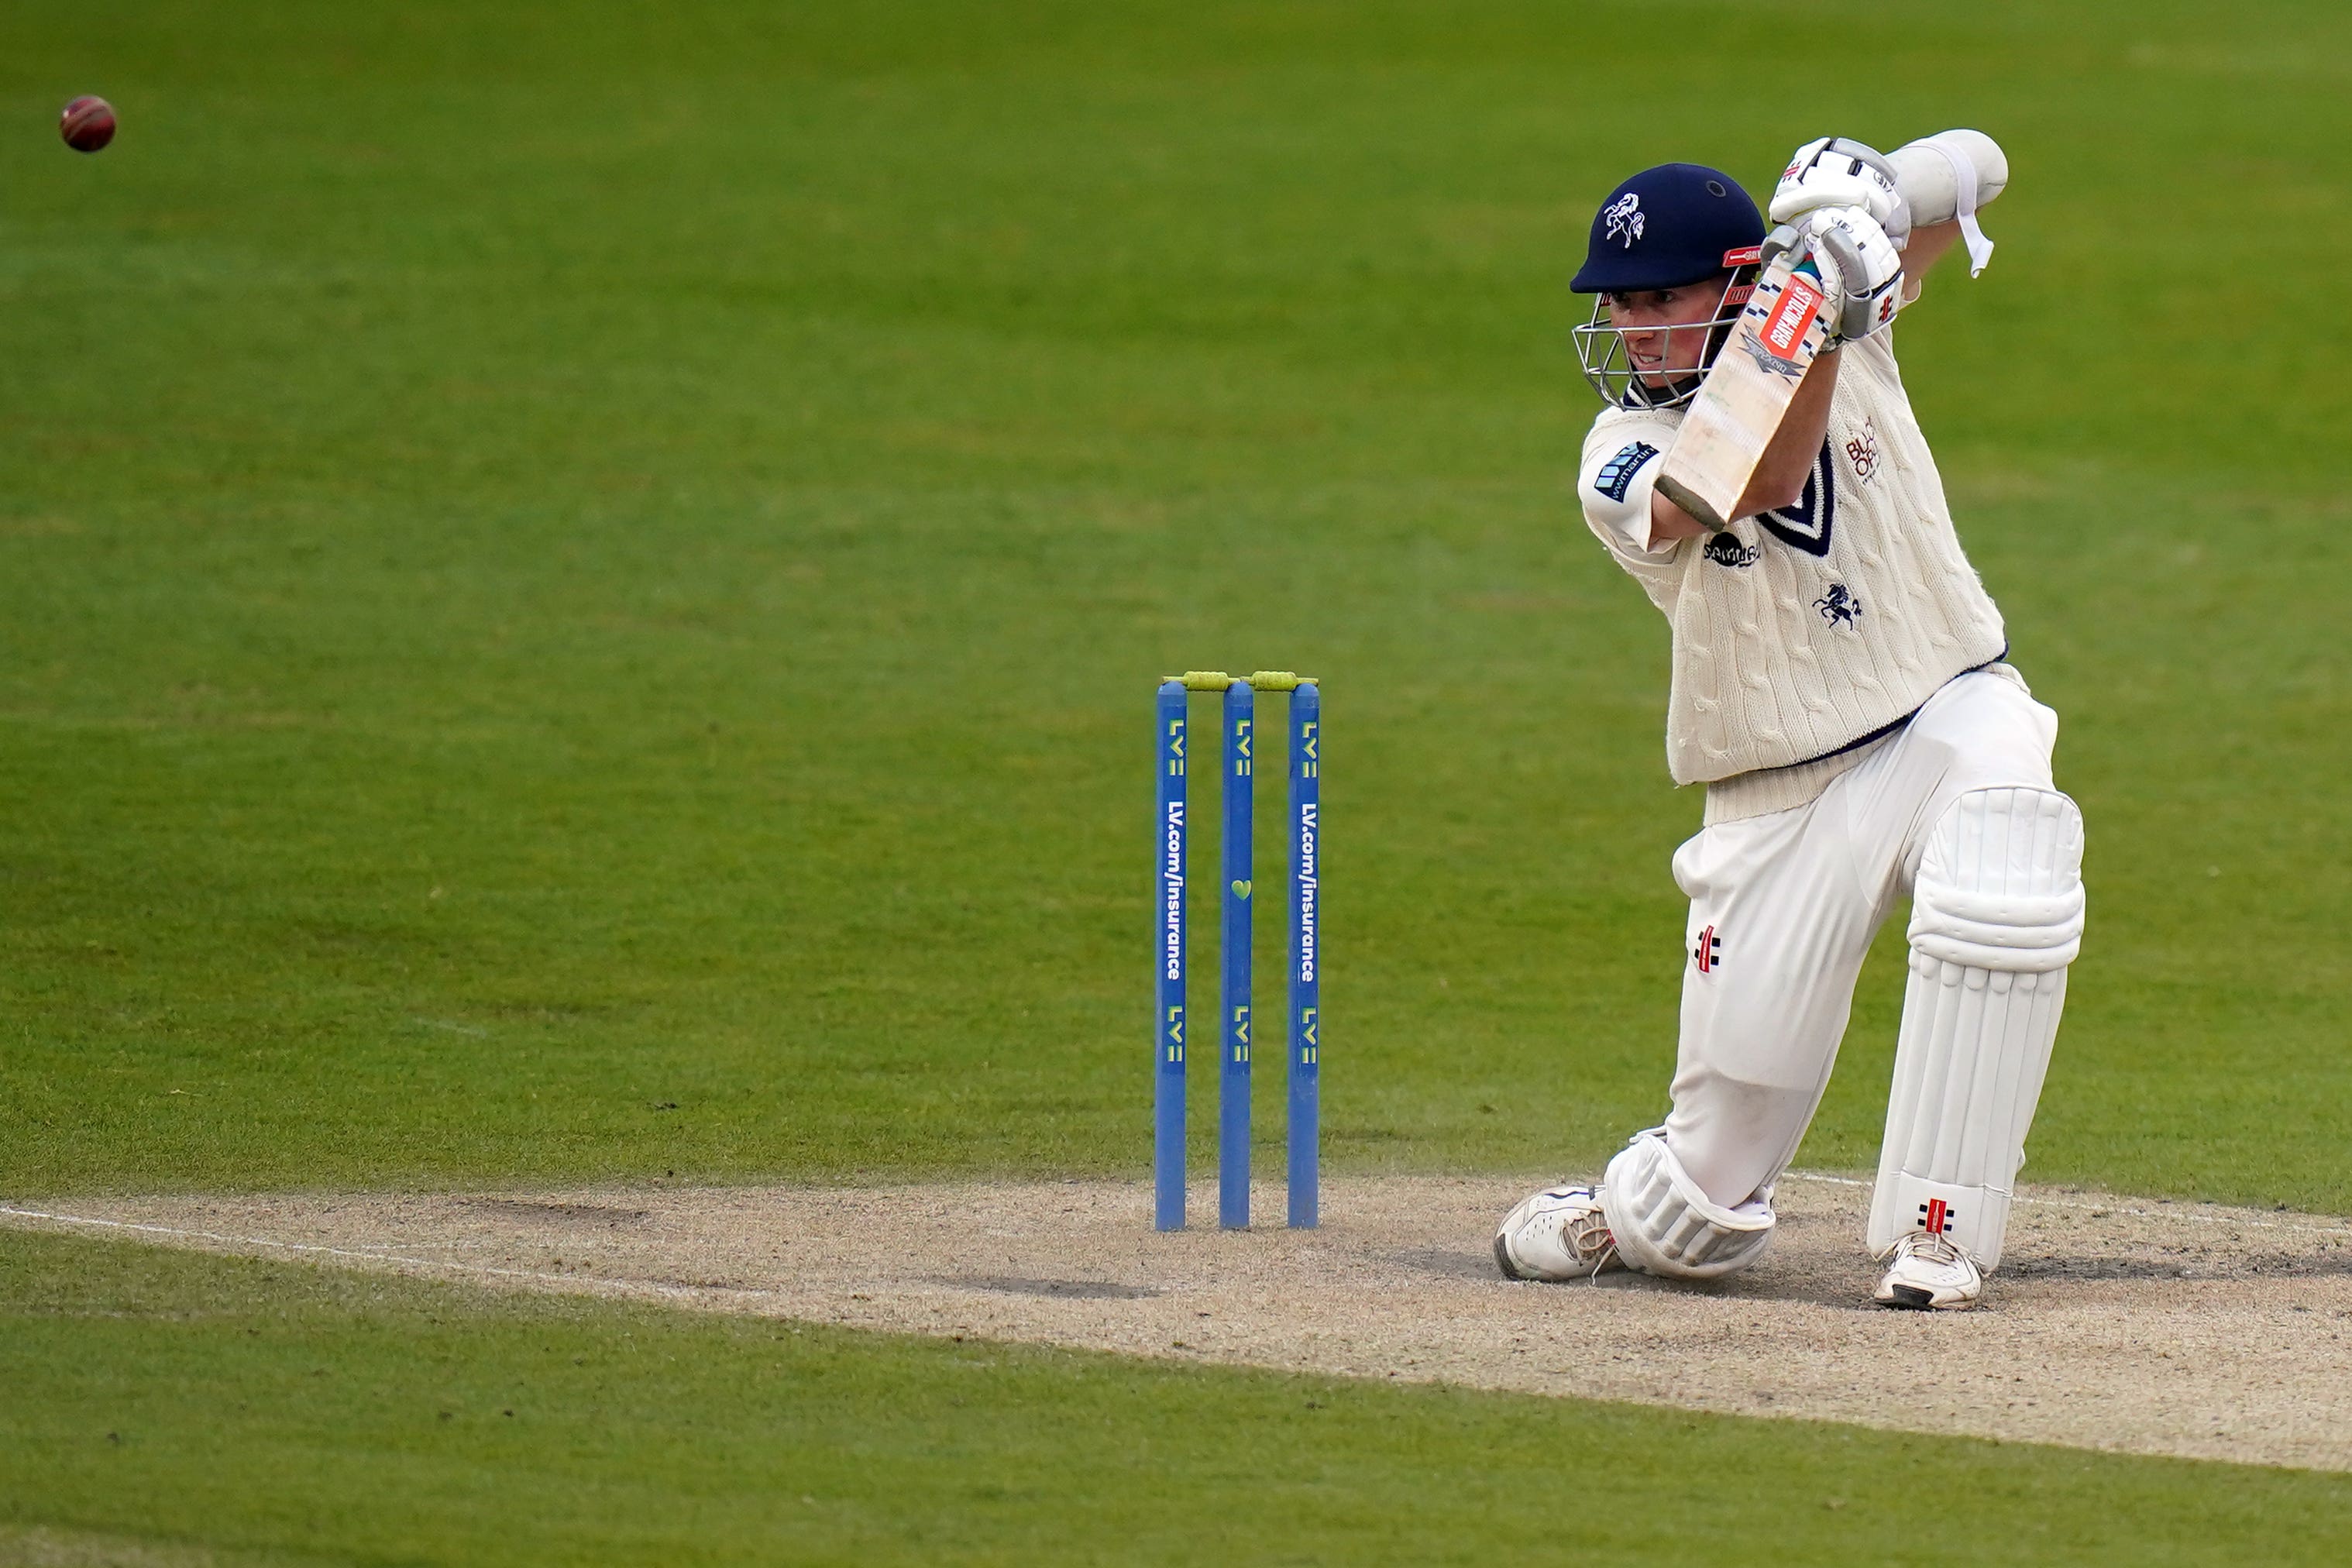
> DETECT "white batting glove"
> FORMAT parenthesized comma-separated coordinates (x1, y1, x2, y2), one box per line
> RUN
(1770, 137, 1912, 250)
(1762, 206, 1906, 342)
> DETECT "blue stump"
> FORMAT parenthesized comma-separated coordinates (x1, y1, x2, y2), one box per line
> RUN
(1288, 681, 1320, 1228)
(1154, 680, 1189, 1231)
(1219, 681, 1254, 1229)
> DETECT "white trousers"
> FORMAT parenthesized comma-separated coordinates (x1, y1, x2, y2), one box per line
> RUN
(1662, 668, 2062, 1209)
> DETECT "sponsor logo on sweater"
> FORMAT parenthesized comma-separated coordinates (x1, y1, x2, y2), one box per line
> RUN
(1702, 533, 1759, 569)
(1594, 440, 1659, 504)
(1845, 418, 1881, 484)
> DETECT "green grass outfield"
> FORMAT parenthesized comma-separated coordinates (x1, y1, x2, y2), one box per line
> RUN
(4, 0, 2350, 1558)
(5, 0, 2349, 1204)
(9, 1229, 2352, 1568)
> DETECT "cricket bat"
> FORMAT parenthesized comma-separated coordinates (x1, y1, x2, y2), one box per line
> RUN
(1655, 130, 2008, 534)
(1653, 253, 1835, 533)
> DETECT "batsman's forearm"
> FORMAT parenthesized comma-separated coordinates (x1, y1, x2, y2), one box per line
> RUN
(1731, 349, 1841, 519)
(1646, 487, 1712, 542)
(1900, 221, 1964, 294)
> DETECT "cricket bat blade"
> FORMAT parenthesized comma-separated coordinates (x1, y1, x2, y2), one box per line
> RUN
(1656, 255, 1830, 533)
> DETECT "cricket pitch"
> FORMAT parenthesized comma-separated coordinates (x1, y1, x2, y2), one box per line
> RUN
(8, 1174, 2350, 1472)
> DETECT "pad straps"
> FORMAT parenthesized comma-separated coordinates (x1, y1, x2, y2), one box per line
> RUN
(1923, 132, 1995, 277)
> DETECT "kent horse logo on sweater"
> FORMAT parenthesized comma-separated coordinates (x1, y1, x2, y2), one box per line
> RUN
(1813, 584, 1863, 628)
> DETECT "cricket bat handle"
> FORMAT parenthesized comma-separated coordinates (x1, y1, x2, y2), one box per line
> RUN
(1654, 474, 1730, 535)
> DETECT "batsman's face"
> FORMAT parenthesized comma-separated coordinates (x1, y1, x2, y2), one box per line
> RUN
(1605, 279, 1728, 385)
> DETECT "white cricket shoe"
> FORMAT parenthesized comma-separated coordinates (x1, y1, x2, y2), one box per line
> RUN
(1494, 1185, 1623, 1281)
(1872, 1231, 1984, 1310)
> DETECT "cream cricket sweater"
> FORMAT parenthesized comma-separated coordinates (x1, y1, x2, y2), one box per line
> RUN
(1577, 329, 2008, 823)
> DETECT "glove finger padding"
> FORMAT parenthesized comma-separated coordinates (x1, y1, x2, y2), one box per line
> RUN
(1774, 207, 1903, 342)
(1770, 136, 1912, 249)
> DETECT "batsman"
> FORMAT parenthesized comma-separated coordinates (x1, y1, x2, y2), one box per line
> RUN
(1494, 134, 2086, 1309)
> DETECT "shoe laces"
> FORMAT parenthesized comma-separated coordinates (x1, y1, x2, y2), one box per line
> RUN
(1563, 1208, 1618, 1280)
(1902, 1232, 1965, 1267)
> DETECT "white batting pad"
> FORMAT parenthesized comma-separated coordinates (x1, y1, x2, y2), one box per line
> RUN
(1869, 787, 2085, 1269)
(1603, 1130, 1776, 1280)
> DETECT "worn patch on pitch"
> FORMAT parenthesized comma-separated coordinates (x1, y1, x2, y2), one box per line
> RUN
(7, 1175, 2352, 1472)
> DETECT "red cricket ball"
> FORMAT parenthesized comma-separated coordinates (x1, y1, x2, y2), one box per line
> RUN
(61, 95, 116, 153)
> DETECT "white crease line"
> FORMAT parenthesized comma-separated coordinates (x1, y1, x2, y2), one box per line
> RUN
(0, 1204, 788, 1305)
(1781, 1172, 2352, 1239)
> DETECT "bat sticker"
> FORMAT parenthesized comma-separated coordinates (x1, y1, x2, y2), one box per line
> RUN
(1738, 332, 1809, 382)
(1759, 275, 1825, 359)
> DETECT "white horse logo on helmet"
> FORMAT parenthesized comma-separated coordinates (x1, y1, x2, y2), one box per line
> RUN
(1604, 192, 1645, 249)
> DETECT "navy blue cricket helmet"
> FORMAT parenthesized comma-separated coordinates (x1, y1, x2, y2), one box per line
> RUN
(1570, 163, 1765, 293)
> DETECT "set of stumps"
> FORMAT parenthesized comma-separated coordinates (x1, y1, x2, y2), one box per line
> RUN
(1154, 671, 1319, 1230)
